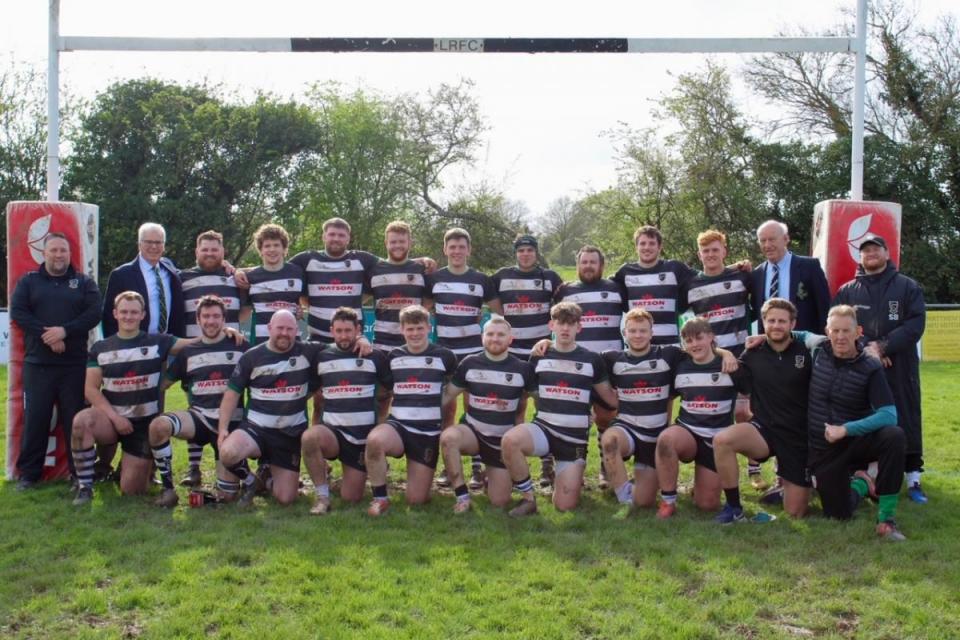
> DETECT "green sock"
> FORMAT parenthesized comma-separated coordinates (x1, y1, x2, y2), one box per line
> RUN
(877, 494, 899, 523)
(850, 477, 869, 499)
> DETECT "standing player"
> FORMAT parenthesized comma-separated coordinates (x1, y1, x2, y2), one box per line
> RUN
(148, 295, 248, 507)
(364, 305, 458, 516)
(711, 299, 814, 522)
(217, 310, 317, 506)
(654, 317, 747, 519)
(70, 292, 199, 505)
(553, 245, 623, 486)
(367, 221, 427, 351)
(501, 302, 618, 516)
(440, 317, 536, 513)
(301, 307, 390, 515)
(177, 230, 244, 487)
(243, 223, 305, 346)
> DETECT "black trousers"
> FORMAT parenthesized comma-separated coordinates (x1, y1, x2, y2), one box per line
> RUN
(18, 362, 86, 481)
(809, 426, 905, 520)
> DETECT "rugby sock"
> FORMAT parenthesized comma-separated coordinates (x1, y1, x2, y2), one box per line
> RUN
(615, 481, 633, 504)
(187, 443, 203, 471)
(372, 484, 388, 499)
(747, 463, 762, 476)
(151, 441, 175, 490)
(906, 471, 921, 487)
(660, 489, 678, 505)
(217, 478, 240, 496)
(454, 484, 470, 501)
(514, 475, 534, 495)
(850, 477, 870, 499)
(227, 462, 255, 487)
(73, 446, 96, 489)
(723, 487, 742, 510)
(471, 455, 482, 474)
(315, 483, 330, 499)
(877, 494, 899, 523)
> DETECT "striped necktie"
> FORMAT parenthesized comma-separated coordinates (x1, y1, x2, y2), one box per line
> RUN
(769, 263, 780, 299)
(153, 265, 168, 333)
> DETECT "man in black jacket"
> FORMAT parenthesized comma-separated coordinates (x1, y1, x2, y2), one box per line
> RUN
(834, 234, 927, 503)
(10, 233, 101, 489)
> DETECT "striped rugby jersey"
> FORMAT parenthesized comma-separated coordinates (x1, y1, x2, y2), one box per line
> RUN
(315, 346, 390, 444)
(490, 266, 563, 357)
(386, 343, 458, 436)
(88, 332, 177, 420)
(246, 262, 305, 344)
(166, 335, 248, 426)
(612, 260, 696, 346)
(450, 352, 536, 438)
(179, 267, 243, 338)
(673, 355, 746, 440)
(228, 340, 319, 434)
(425, 267, 495, 358)
(603, 345, 684, 436)
(684, 268, 753, 356)
(530, 346, 607, 444)
(291, 249, 378, 343)
(367, 259, 426, 349)
(553, 279, 624, 353)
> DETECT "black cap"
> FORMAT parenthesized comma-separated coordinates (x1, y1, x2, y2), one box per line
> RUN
(514, 234, 538, 250)
(859, 233, 888, 250)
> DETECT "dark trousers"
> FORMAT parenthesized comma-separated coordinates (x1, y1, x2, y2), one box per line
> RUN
(809, 426, 905, 520)
(18, 362, 86, 481)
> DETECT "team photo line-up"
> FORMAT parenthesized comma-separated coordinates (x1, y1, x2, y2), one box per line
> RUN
(10, 215, 926, 541)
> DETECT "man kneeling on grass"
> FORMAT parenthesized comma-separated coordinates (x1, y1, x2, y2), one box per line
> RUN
(217, 310, 318, 507)
(808, 305, 907, 541)
(301, 307, 390, 515)
(364, 305, 458, 516)
(655, 317, 749, 521)
(501, 301, 618, 516)
(440, 316, 536, 513)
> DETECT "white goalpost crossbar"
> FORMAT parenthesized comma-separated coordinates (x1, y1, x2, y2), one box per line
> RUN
(46, 0, 869, 201)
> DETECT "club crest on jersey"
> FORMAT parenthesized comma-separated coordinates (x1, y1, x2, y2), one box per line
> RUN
(356, 359, 364, 367)
(407, 274, 415, 282)
(648, 360, 657, 369)
(575, 362, 583, 371)
(140, 347, 149, 355)
(888, 301, 899, 320)
(221, 276, 228, 283)
(425, 357, 433, 365)
(227, 352, 235, 361)
(468, 284, 476, 292)
(711, 372, 720, 382)
(601, 292, 609, 299)
(534, 279, 542, 287)
(288, 357, 297, 366)
(795, 355, 805, 368)
(505, 373, 514, 382)
(659, 273, 667, 282)
(287, 280, 295, 287)
(344, 259, 352, 268)
(723, 281, 732, 290)
(68, 278, 79, 288)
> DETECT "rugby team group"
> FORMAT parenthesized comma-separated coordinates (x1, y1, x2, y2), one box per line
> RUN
(10, 216, 927, 540)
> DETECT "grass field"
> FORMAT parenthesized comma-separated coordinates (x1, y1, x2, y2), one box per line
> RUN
(2, 363, 959, 639)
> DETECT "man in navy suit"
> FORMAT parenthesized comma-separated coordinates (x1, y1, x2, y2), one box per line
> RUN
(751, 220, 830, 333)
(101, 222, 185, 338)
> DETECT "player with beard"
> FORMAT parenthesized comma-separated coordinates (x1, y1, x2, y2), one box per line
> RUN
(502, 302, 618, 516)
(364, 305, 458, 516)
(217, 310, 318, 506)
(367, 221, 427, 352)
(712, 298, 814, 523)
(301, 307, 390, 515)
(177, 230, 245, 487)
(149, 295, 249, 507)
(440, 317, 536, 513)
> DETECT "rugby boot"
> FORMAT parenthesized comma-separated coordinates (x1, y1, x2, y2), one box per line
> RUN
(310, 496, 331, 516)
(508, 498, 538, 517)
(72, 486, 94, 506)
(876, 519, 906, 541)
(155, 488, 179, 508)
(179, 466, 202, 488)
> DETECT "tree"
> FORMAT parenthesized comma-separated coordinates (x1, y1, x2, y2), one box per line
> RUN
(536, 196, 595, 266)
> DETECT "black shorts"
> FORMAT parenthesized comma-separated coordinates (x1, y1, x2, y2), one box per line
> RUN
(239, 423, 306, 472)
(465, 423, 505, 469)
(186, 410, 241, 459)
(119, 418, 153, 459)
(326, 430, 367, 472)
(750, 420, 810, 488)
(531, 420, 588, 463)
(609, 420, 662, 468)
(675, 423, 718, 472)
(386, 420, 440, 469)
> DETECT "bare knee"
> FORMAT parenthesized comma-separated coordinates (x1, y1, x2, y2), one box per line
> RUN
(148, 417, 172, 445)
(601, 433, 620, 457)
(694, 493, 721, 511)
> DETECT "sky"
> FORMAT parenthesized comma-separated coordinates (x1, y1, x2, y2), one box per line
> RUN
(3, 0, 956, 219)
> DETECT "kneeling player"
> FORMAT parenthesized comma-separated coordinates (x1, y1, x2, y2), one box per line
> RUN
(655, 317, 748, 519)
(302, 307, 390, 514)
(71, 292, 199, 505)
(501, 302, 618, 515)
(149, 295, 249, 507)
(712, 299, 813, 521)
(440, 316, 536, 513)
(364, 305, 457, 515)
(217, 310, 318, 506)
